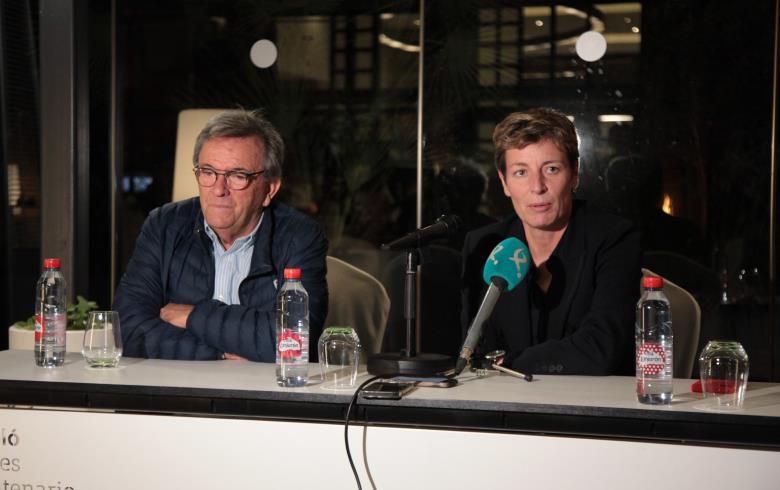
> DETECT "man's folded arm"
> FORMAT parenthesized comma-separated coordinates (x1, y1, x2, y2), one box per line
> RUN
(114, 211, 222, 360)
(186, 219, 329, 362)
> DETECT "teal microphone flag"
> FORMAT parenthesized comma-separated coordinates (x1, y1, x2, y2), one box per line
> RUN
(482, 237, 530, 291)
(453, 236, 531, 376)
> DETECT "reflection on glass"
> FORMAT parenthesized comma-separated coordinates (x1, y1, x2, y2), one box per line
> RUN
(109, 0, 776, 379)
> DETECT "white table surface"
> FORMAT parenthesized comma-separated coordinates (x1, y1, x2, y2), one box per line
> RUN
(2, 349, 779, 419)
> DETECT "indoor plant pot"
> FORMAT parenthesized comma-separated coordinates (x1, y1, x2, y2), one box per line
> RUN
(8, 324, 85, 353)
(8, 295, 96, 353)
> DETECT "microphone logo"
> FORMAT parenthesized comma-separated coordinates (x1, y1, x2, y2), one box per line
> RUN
(488, 244, 504, 265)
(510, 247, 528, 278)
(482, 237, 530, 291)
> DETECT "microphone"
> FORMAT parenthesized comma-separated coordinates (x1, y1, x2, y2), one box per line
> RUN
(382, 215, 462, 251)
(452, 237, 530, 376)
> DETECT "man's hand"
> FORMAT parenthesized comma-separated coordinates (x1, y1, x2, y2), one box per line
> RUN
(160, 303, 194, 328)
(224, 352, 247, 361)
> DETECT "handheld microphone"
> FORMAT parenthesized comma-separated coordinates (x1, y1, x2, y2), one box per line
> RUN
(382, 215, 462, 251)
(452, 237, 530, 376)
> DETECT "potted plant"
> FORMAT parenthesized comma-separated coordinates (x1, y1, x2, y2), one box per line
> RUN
(8, 296, 98, 352)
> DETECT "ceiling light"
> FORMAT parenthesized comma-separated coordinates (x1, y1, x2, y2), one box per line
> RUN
(249, 39, 278, 69)
(575, 31, 607, 62)
(598, 114, 634, 122)
(378, 33, 420, 53)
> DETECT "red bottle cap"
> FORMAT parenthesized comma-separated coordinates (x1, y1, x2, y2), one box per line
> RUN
(642, 276, 663, 289)
(284, 268, 302, 280)
(43, 258, 61, 269)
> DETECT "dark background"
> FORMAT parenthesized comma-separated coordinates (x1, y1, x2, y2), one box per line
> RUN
(1, 0, 778, 379)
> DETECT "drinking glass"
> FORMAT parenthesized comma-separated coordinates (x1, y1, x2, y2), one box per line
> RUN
(318, 327, 361, 390)
(698, 340, 749, 409)
(82, 311, 123, 368)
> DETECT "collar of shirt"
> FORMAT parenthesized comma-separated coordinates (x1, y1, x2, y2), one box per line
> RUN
(203, 213, 263, 304)
(203, 213, 264, 255)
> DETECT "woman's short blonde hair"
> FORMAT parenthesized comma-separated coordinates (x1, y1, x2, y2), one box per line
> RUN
(493, 107, 579, 174)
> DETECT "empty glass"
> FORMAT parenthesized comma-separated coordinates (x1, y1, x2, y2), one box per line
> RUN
(318, 327, 361, 390)
(82, 311, 123, 368)
(698, 340, 749, 409)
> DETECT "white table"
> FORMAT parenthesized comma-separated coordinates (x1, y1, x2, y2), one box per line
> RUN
(1, 349, 778, 489)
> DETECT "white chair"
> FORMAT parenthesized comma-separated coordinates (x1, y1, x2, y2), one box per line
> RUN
(171, 109, 226, 202)
(642, 268, 701, 378)
(325, 256, 390, 359)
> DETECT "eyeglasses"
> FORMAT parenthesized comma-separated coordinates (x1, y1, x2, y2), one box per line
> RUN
(193, 166, 265, 191)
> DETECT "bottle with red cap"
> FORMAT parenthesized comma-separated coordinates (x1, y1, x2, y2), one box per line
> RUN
(34, 258, 68, 367)
(276, 268, 309, 387)
(636, 276, 674, 404)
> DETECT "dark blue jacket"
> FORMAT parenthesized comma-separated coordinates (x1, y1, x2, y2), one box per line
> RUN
(113, 198, 328, 362)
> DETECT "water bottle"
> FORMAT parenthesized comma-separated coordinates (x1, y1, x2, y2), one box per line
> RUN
(34, 258, 67, 367)
(276, 268, 309, 387)
(636, 276, 673, 404)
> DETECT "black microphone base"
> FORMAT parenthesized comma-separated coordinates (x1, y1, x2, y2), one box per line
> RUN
(367, 352, 454, 377)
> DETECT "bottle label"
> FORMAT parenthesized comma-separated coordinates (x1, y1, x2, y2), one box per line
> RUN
(52, 314, 66, 344)
(637, 343, 666, 375)
(34, 315, 44, 342)
(34, 313, 66, 343)
(278, 330, 302, 359)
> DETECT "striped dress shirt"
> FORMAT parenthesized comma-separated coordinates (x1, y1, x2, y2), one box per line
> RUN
(203, 214, 264, 305)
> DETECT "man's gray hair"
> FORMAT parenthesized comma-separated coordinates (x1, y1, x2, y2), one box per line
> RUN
(193, 109, 284, 180)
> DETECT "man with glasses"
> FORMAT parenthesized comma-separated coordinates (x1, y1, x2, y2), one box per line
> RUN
(114, 109, 328, 361)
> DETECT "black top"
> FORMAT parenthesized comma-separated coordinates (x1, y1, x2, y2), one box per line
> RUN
(461, 200, 642, 375)
(529, 277, 550, 346)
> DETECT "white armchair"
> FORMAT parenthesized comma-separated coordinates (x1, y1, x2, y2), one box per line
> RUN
(171, 109, 226, 202)
(642, 268, 702, 378)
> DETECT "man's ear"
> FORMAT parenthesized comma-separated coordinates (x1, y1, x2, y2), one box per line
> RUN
(263, 179, 282, 207)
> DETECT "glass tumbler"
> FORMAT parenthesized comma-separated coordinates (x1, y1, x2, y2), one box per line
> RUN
(82, 311, 123, 368)
(698, 340, 749, 408)
(318, 327, 361, 390)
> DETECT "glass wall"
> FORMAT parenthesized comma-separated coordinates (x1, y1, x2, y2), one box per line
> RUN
(106, 0, 778, 379)
(420, 0, 777, 378)
(425, 0, 778, 378)
(2, 0, 777, 377)
(113, 0, 426, 353)
(114, 0, 419, 272)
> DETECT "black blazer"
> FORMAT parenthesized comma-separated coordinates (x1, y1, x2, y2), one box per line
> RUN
(461, 201, 641, 375)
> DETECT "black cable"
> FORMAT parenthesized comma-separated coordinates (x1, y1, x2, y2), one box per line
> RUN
(344, 375, 382, 490)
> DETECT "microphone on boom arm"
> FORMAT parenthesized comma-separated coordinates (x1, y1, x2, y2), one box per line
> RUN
(451, 237, 531, 377)
(367, 215, 463, 377)
(382, 215, 462, 251)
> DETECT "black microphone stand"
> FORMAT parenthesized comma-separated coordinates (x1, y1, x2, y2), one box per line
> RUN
(367, 247, 454, 377)
(403, 249, 418, 358)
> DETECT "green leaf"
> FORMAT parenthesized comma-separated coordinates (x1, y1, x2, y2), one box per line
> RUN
(13, 317, 35, 331)
(12, 296, 100, 331)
